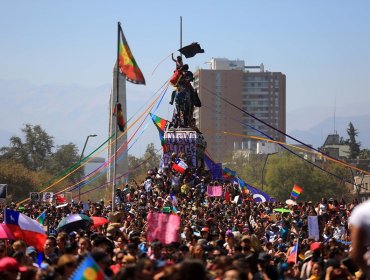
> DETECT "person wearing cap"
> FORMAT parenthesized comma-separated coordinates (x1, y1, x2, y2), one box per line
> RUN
(25, 246, 38, 266)
(200, 227, 210, 242)
(0, 257, 27, 280)
(300, 250, 313, 279)
(224, 230, 235, 256)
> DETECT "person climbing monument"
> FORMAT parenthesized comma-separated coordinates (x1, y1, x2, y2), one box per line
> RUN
(172, 53, 183, 70)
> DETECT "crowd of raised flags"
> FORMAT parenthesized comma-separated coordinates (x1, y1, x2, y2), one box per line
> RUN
(0, 154, 359, 280)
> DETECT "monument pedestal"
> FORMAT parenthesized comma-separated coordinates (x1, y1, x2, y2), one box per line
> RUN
(161, 128, 206, 168)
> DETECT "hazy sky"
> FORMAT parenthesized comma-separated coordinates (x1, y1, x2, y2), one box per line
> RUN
(1, 1, 370, 156)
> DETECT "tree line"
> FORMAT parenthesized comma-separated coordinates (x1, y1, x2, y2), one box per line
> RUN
(227, 122, 369, 202)
(0, 124, 83, 201)
(0, 124, 161, 202)
(0, 122, 367, 202)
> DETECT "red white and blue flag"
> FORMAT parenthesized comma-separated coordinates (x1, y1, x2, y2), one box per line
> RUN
(172, 158, 188, 174)
(287, 242, 298, 264)
(5, 209, 47, 252)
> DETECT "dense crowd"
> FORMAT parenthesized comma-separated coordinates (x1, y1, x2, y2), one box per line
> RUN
(0, 153, 366, 280)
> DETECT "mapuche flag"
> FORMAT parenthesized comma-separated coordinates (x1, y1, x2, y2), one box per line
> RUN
(118, 24, 146, 85)
(113, 103, 125, 132)
(71, 253, 107, 280)
(150, 113, 169, 151)
(150, 113, 168, 132)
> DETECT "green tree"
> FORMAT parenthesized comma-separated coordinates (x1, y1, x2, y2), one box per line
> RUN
(0, 124, 54, 171)
(128, 154, 143, 181)
(142, 143, 161, 172)
(127, 143, 161, 182)
(228, 152, 277, 190)
(346, 122, 361, 159)
(0, 124, 86, 201)
(359, 148, 370, 159)
(0, 160, 53, 201)
(46, 143, 83, 181)
(263, 152, 352, 201)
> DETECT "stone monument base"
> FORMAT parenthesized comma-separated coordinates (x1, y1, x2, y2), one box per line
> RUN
(161, 128, 206, 169)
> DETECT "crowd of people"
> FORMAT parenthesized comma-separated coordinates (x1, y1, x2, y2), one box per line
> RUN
(0, 154, 368, 280)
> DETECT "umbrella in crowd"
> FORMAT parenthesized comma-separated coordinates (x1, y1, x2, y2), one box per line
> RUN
(0, 224, 16, 239)
(285, 199, 297, 206)
(91, 216, 109, 227)
(56, 214, 93, 233)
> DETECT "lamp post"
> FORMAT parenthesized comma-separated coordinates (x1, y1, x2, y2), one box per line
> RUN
(261, 152, 278, 191)
(79, 134, 97, 201)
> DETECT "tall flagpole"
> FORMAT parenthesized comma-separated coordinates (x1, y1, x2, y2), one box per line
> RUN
(180, 16, 183, 52)
(112, 22, 121, 212)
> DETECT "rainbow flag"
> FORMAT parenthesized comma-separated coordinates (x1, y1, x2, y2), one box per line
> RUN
(36, 211, 46, 226)
(118, 24, 145, 85)
(290, 185, 303, 200)
(71, 254, 106, 280)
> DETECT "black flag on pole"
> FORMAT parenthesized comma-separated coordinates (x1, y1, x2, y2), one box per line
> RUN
(178, 42, 204, 58)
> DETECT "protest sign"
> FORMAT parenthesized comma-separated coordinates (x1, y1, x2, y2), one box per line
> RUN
(207, 186, 222, 197)
(147, 212, 180, 244)
(42, 192, 54, 203)
(308, 216, 319, 241)
(30, 192, 40, 202)
(83, 202, 89, 212)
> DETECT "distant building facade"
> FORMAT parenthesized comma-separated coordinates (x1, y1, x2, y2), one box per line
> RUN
(320, 134, 350, 159)
(354, 175, 370, 202)
(84, 157, 106, 176)
(193, 58, 286, 162)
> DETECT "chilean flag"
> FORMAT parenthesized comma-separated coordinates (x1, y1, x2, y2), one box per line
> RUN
(56, 194, 67, 204)
(172, 158, 188, 174)
(5, 209, 47, 252)
(287, 242, 298, 264)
